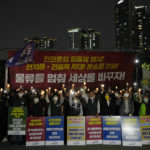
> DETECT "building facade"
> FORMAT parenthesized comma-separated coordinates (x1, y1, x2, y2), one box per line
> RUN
(115, 0, 150, 52)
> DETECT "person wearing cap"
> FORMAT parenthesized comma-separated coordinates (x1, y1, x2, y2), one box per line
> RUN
(139, 92, 150, 116)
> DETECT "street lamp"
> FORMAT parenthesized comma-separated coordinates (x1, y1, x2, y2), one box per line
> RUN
(135, 59, 139, 64)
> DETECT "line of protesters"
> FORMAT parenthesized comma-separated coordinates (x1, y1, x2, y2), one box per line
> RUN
(0, 84, 150, 144)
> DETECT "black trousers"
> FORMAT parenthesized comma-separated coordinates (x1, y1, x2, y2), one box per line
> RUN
(0, 117, 7, 141)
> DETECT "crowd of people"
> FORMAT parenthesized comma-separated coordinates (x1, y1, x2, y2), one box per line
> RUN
(0, 83, 150, 144)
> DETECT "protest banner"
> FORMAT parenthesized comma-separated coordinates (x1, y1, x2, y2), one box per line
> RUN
(8, 107, 27, 135)
(8, 51, 136, 89)
(26, 117, 45, 146)
(46, 116, 64, 145)
(67, 116, 85, 145)
(86, 116, 102, 144)
(140, 116, 150, 145)
(102, 116, 121, 145)
(121, 116, 142, 147)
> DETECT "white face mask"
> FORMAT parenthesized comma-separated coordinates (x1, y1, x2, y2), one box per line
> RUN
(53, 96, 58, 103)
(82, 94, 85, 98)
(34, 98, 39, 104)
(144, 98, 149, 103)
(90, 96, 95, 100)
(73, 99, 78, 104)
(18, 93, 24, 98)
(115, 93, 119, 97)
(124, 93, 129, 98)
(134, 92, 138, 97)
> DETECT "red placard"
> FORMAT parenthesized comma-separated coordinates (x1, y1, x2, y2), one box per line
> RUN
(26, 117, 45, 146)
(8, 51, 136, 89)
(86, 116, 102, 144)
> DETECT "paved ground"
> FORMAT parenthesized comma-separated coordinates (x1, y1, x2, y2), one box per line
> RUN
(0, 142, 150, 150)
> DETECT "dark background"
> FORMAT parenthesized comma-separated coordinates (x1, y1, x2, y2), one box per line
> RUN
(0, 0, 150, 51)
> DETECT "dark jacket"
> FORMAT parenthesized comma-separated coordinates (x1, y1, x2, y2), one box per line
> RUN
(101, 98, 116, 116)
(69, 104, 81, 116)
(51, 101, 62, 116)
(9, 95, 27, 107)
(117, 98, 134, 116)
(86, 98, 98, 116)
(29, 102, 43, 117)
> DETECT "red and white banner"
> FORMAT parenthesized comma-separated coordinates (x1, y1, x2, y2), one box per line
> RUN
(8, 51, 136, 89)
(26, 117, 45, 146)
(86, 116, 102, 144)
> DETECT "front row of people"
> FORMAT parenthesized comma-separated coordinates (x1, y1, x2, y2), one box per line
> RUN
(0, 87, 150, 144)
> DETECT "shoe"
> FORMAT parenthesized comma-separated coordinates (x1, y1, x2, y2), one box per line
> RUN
(1, 137, 8, 143)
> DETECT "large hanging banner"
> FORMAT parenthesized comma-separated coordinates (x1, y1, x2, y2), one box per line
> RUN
(8, 107, 27, 135)
(102, 116, 121, 145)
(86, 116, 102, 144)
(140, 116, 150, 145)
(8, 51, 136, 89)
(45, 116, 64, 145)
(26, 117, 45, 146)
(121, 116, 142, 147)
(67, 116, 85, 145)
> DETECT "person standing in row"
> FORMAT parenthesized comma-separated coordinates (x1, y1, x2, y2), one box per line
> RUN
(139, 92, 150, 116)
(116, 90, 134, 116)
(101, 92, 116, 116)
(84, 90, 100, 116)
(9, 89, 27, 145)
(69, 91, 83, 116)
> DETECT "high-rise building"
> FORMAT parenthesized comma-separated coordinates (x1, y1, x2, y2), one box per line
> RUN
(145, 13, 150, 52)
(67, 28, 101, 50)
(132, 6, 147, 51)
(115, 0, 150, 52)
(115, 0, 134, 50)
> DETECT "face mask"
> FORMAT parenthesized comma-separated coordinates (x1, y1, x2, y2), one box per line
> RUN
(115, 93, 119, 97)
(53, 96, 58, 103)
(90, 97, 95, 100)
(82, 94, 85, 98)
(34, 98, 39, 104)
(144, 98, 149, 103)
(73, 99, 78, 104)
(105, 95, 110, 101)
(134, 92, 138, 97)
(124, 93, 129, 98)
(18, 93, 24, 98)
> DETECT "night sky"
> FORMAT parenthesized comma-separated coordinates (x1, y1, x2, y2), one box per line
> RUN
(0, 0, 150, 51)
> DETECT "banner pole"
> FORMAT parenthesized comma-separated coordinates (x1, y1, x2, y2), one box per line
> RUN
(4, 66, 8, 90)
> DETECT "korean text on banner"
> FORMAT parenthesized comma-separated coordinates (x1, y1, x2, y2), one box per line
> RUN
(121, 116, 142, 147)
(67, 116, 85, 145)
(26, 117, 45, 146)
(45, 116, 64, 145)
(8, 107, 27, 135)
(102, 116, 121, 145)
